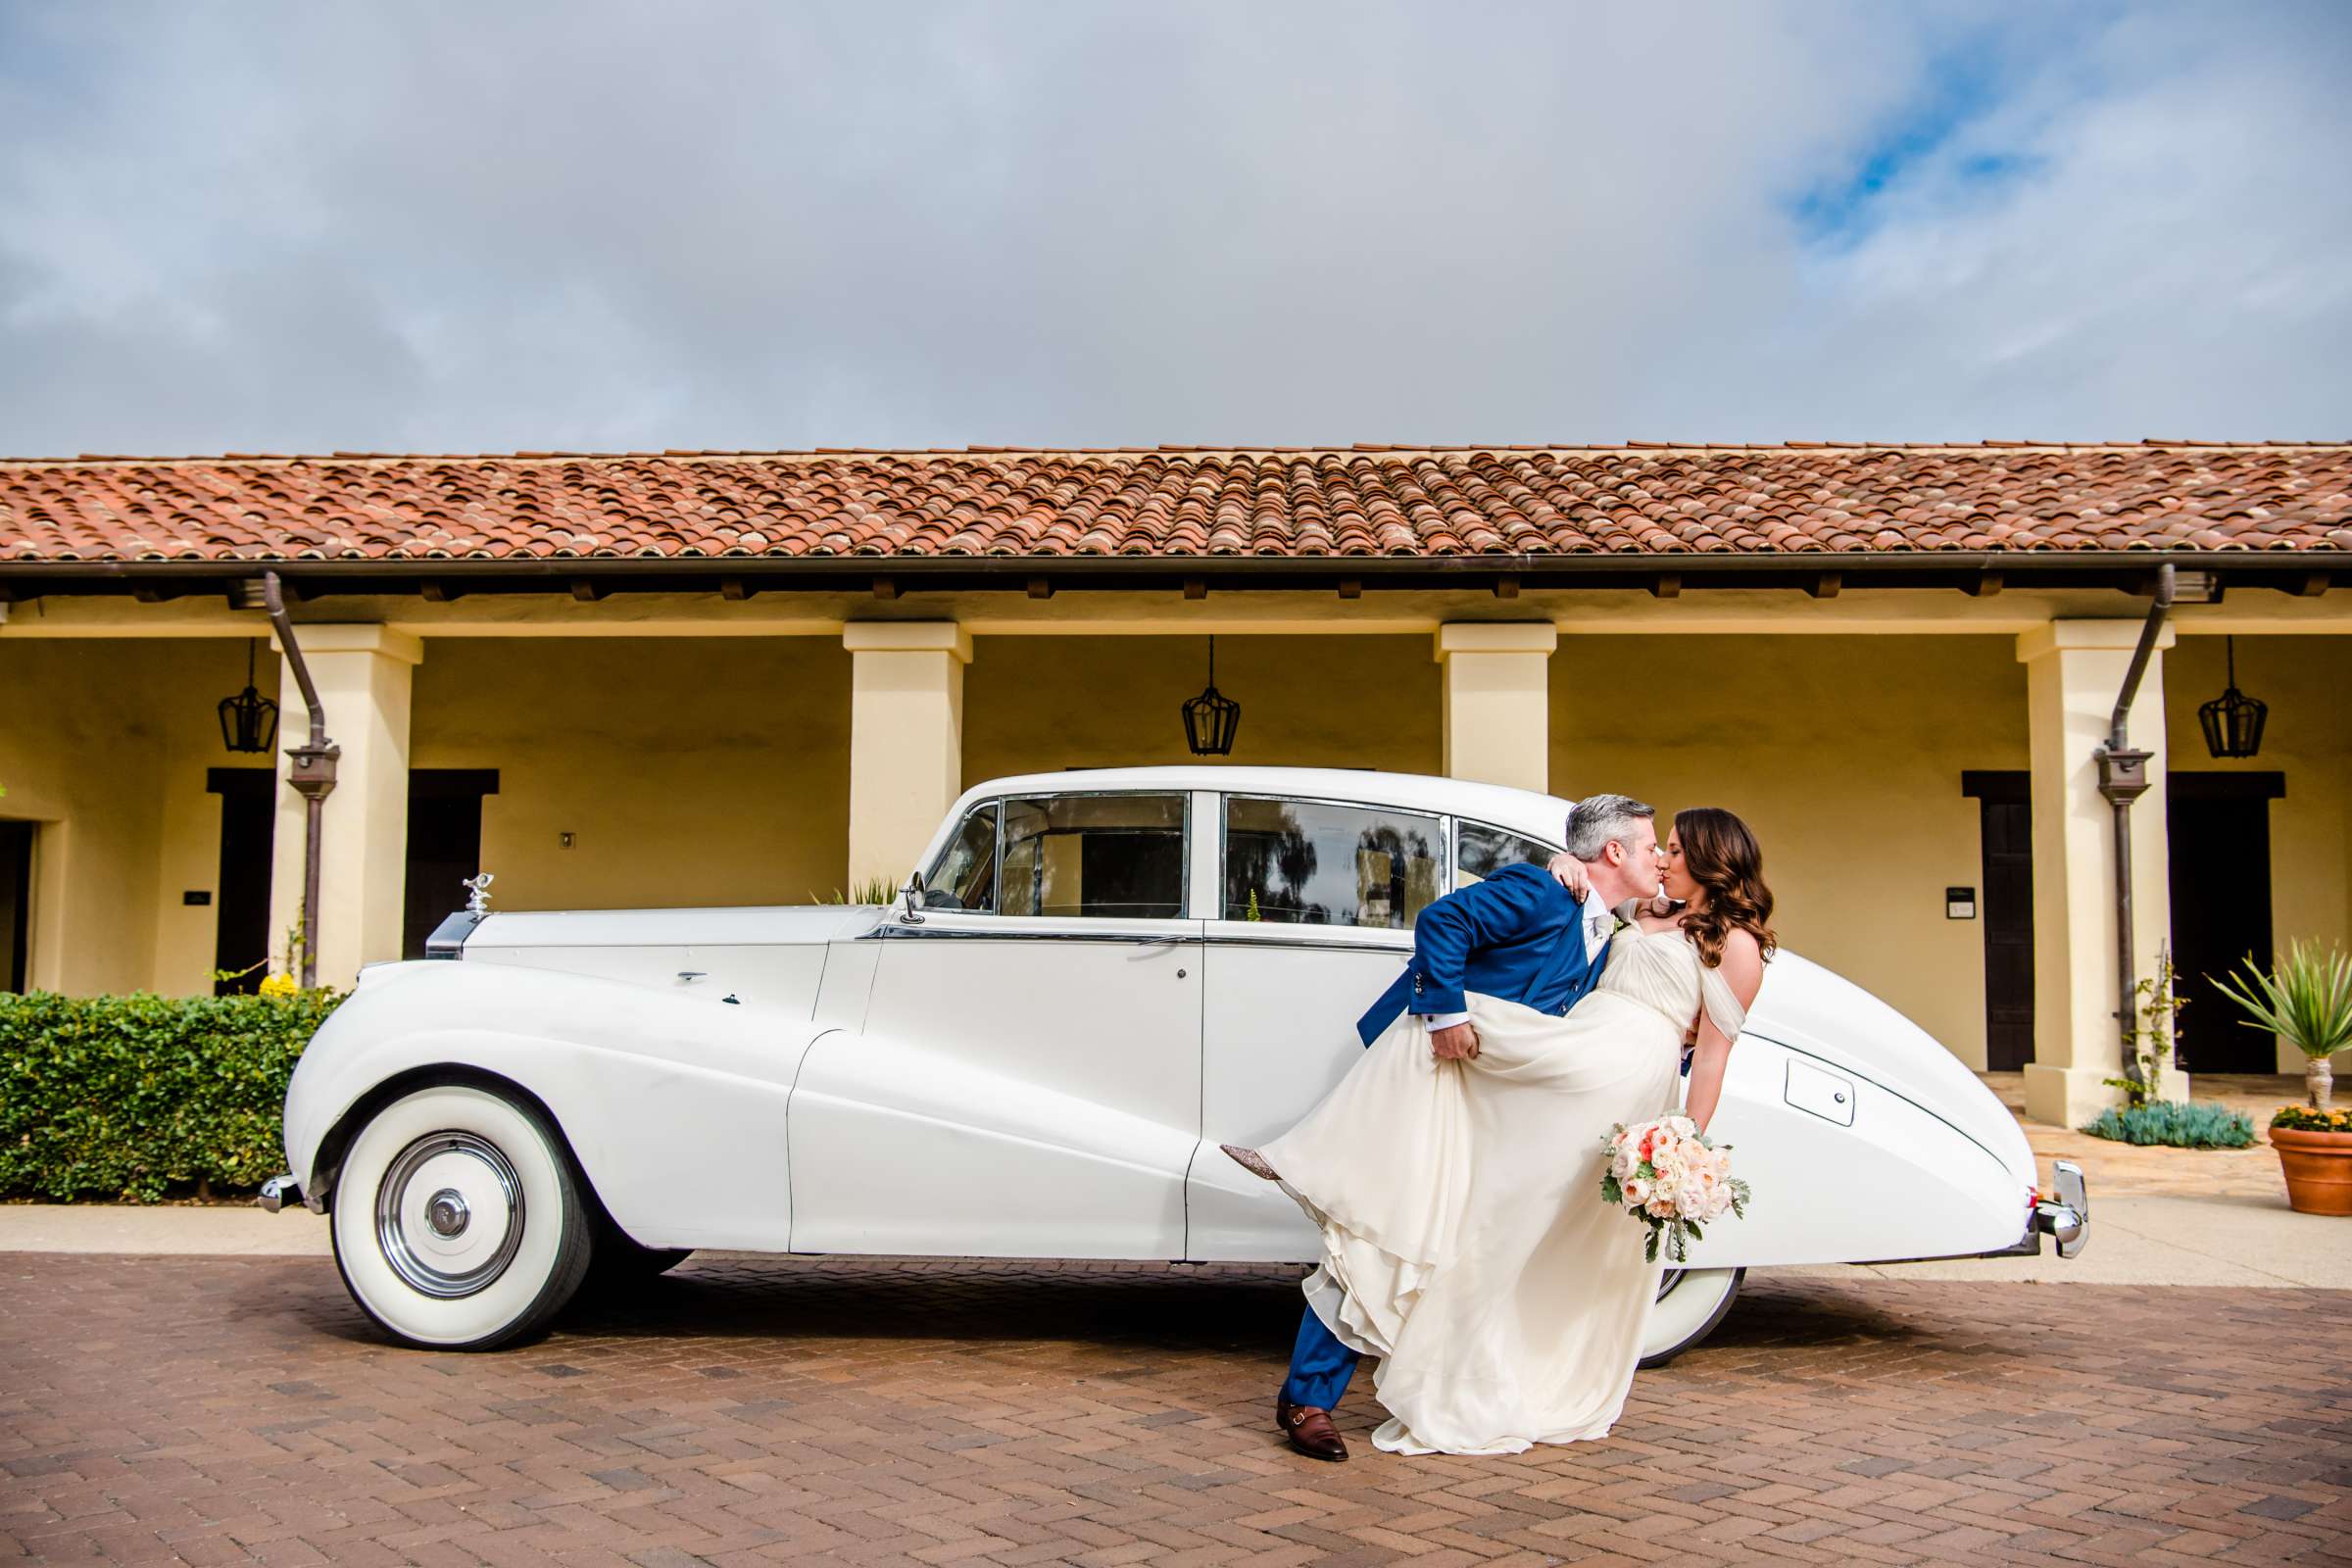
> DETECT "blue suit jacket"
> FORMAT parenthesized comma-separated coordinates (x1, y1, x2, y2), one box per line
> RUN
(1356, 862, 1610, 1046)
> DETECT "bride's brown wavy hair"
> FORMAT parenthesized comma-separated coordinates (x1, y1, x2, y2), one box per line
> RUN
(1674, 807, 1777, 969)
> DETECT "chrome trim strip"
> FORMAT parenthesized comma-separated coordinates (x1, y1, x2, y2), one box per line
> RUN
(1199, 933, 1413, 956)
(871, 925, 1201, 945)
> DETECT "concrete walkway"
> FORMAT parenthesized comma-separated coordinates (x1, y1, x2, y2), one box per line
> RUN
(0, 1202, 332, 1256)
(6, 1189, 2344, 1285)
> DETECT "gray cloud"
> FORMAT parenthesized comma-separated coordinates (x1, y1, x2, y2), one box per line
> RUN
(1, 1, 2345, 456)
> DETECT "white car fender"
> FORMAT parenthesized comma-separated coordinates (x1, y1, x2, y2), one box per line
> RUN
(1674, 1035, 2031, 1267)
(285, 960, 813, 1252)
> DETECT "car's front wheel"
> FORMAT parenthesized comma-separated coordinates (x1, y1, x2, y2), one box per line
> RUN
(329, 1083, 594, 1349)
(1640, 1266, 1744, 1367)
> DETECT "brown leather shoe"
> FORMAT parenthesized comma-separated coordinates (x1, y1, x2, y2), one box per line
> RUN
(1275, 1393, 1348, 1461)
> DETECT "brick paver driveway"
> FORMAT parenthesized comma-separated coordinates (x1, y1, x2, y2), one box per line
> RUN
(3, 1254, 2346, 1567)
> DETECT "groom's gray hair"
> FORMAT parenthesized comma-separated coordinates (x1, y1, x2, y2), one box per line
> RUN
(1564, 794, 1656, 860)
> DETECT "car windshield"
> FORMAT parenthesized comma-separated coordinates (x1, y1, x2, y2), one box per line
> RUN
(922, 803, 999, 911)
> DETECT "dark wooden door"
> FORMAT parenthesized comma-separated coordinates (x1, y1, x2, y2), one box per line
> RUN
(0, 820, 30, 992)
(403, 770, 499, 960)
(1964, 772, 2036, 1071)
(2168, 773, 2282, 1074)
(207, 769, 276, 995)
(1979, 800, 2036, 1070)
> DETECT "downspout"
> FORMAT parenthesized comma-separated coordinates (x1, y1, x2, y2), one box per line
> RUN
(2092, 563, 2176, 1094)
(262, 572, 339, 989)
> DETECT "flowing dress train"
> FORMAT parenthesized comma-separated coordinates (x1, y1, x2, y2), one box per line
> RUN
(1257, 924, 1747, 1456)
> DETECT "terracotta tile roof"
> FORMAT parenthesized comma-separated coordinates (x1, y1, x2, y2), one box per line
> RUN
(1, 444, 2347, 564)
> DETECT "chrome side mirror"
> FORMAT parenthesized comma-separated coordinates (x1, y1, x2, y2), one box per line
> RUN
(901, 872, 927, 924)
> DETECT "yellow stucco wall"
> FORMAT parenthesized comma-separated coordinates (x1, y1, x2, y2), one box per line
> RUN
(6, 620, 2344, 1059)
(409, 638, 854, 911)
(0, 639, 278, 995)
(1548, 634, 2030, 1068)
(962, 634, 1442, 783)
(2163, 635, 2352, 1073)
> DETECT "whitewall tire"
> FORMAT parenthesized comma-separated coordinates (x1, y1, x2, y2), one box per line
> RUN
(1640, 1266, 1743, 1367)
(329, 1084, 593, 1349)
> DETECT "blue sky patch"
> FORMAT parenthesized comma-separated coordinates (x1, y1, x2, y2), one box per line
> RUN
(1789, 39, 2042, 249)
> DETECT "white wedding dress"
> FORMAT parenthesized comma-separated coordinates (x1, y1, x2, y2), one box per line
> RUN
(1257, 923, 1748, 1456)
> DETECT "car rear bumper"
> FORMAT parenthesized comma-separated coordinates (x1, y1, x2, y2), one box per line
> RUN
(1983, 1158, 2089, 1259)
(2034, 1159, 2089, 1258)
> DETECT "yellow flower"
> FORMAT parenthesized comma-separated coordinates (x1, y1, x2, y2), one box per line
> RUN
(258, 973, 300, 1001)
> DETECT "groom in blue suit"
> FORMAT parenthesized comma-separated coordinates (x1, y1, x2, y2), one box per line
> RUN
(1265, 793, 1664, 1462)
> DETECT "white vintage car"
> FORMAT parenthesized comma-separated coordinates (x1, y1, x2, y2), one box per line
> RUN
(265, 766, 2086, 1356)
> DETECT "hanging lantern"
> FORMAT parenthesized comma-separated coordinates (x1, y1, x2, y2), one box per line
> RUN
(2197, 636, 2267, 759)
(218, 640, 279, 755)
(1182, 636, 1241, 757)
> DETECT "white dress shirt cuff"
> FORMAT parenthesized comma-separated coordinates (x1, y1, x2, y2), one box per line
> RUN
(1419, 1010, 1471, 1031)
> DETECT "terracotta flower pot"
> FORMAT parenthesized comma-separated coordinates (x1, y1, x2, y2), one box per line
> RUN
(2271, 1127, 2352, 1216)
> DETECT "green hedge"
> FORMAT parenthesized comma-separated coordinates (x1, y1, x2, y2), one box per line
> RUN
(1, 990, 342, 1201)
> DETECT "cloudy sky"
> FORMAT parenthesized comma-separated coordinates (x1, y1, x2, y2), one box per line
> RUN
(1, 2, 2346, 455)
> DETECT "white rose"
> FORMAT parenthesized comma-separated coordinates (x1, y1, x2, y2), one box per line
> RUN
(1622, 1176, 1652, 1206)
(1643, 1195, 1676, 1219)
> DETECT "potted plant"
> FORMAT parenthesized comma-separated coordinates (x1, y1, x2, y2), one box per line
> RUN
(2213, 940, 2352, 1216)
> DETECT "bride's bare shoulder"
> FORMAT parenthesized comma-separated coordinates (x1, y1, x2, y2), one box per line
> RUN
(1715, 925, 1763, 961)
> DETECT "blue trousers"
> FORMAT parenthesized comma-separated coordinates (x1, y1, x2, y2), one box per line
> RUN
(1281, 1301, 1359, 1409)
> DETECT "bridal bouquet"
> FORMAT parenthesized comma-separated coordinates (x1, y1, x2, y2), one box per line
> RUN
(1599, 1115, 1750, 1263)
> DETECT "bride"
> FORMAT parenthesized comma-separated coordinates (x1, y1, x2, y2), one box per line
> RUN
(1230, 805, 1774, 1457)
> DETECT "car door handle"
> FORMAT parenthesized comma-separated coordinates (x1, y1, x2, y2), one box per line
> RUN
(676, 970, 707, 983)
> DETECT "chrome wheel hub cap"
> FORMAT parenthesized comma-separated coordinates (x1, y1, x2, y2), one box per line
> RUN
(426, 1189, 470, 1238)
(376, 1132, 524, 1298)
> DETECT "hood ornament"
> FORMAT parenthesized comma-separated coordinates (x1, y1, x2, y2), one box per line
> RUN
(462, 872, 496, 915)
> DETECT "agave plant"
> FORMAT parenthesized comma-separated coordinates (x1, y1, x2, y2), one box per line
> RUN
(2211, 941, 2352, 1110)
(812, 876, 906, 906)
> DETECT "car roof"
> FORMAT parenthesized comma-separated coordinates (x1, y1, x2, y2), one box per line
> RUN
(955, 766, 1575, 845)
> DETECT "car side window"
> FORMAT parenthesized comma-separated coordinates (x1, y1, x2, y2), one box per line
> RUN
(1224, 796, 1443, 929)
(1000, 794, 1187, 918)
(922, 803, 1000, 911)
(1456, 821, 1560, 890)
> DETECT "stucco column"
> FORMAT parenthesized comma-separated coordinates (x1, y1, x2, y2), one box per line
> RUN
(2016, 619, 2180, 1128)
(845, 622, 972, 891)
(266, 625, 421, 989)
(1435, 622, 1557, 793)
